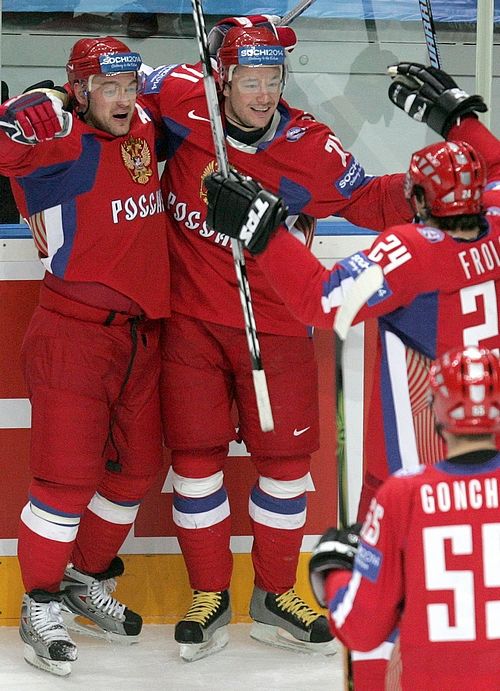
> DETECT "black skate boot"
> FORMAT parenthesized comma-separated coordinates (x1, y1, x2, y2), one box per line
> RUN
(60, 556, 142, 644)
(175, 589, 231, 662)
(249, 586, 336, 654)
(20, 589, 78, 676)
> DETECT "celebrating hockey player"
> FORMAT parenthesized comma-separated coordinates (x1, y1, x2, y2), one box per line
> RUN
(140, 15, 414, 661)
(309, 346, 500, 691)
(205, 64, 499, 687)
(0, 37, 170, 675)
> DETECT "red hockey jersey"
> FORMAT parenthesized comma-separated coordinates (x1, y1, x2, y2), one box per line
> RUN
(255, 119, 500, 482)
(326, 453, 500, 690)
(0, 104, 170, 319)
(141, 61, 412, 336)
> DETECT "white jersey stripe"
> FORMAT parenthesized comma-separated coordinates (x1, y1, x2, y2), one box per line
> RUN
(385, 331, 420, 471)
(40, 204, 65, 274)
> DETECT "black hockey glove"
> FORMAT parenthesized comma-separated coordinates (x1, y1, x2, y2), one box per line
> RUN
(205, 170, 288, 255)
(0, 86, 71, 145)
(309, 524, 362, 608)
(388, 62, 487, 138)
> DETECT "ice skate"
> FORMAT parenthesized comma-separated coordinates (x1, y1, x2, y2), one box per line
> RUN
(60, 556, 142, 644)
(175, 589, 231, 662)
(249, 586, 336, 655)
(20, 590, 78, 676)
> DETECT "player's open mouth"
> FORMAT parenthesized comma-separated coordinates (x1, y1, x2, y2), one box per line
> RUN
(113, 113, 129, 119)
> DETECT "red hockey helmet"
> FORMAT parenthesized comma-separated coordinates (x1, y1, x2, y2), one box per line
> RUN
(405, 140, 486, 217)
(216, 25, 289, 88)
(66, 36, 142, 86)
(208, 15, 297, 58)
(429, 347, 500, 434)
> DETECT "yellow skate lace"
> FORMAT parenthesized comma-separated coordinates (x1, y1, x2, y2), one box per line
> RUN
(182, 591, 223, 624)
(274, 589, 320, 627)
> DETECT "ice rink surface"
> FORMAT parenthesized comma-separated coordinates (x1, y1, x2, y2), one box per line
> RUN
(0, 624, 344, 690)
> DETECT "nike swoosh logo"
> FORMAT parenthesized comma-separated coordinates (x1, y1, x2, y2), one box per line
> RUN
(188, 109, 210, 123)
(293, 426, 311, 437)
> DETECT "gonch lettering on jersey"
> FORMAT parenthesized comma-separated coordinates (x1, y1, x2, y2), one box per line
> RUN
(420, 477, 499, 513)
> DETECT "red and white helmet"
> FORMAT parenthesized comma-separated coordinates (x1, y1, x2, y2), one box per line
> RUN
(405, 140, 486, 217)
(216, 25, 291, 89)
(66, 36, 142, 87)
(429, 347, 500, 435)
(208, 15, 297, 58)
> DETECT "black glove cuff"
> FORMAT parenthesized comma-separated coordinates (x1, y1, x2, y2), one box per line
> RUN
(429, 90, 488, 137)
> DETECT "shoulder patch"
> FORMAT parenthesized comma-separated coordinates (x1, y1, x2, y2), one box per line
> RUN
(416, 226, 445, 243)
(286, 126, 307, 142)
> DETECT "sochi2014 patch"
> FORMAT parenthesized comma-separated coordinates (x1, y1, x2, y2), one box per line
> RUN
(334, 157, 367, 199)
(354, 542, 382, 583)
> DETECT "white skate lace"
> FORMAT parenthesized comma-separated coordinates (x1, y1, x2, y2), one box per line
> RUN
(89, 577, 126, 619)
(30, 600, 73, 644)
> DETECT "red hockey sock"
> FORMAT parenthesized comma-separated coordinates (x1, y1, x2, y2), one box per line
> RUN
(176, 517, 232, 592)
(70, 507, 134, 575)
(18, 520, 75, 593)
(251, 520, 304, 593)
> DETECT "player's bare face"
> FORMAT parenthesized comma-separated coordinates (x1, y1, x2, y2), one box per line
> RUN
(83, 73, 138, 136)
(224, 66, 282, 131)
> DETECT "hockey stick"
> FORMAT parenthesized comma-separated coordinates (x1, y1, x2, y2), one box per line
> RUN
(361, 0, 378, 44)
(333, 263, 384, 691)
(418, 0, 442, 68)
(190, 0, 274, 433)
(334, 263, 384, 528)
(278, 0, 316, 26)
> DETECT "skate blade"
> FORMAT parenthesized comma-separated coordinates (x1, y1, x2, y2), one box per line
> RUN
(250, 622, 337, 656)
(178, 626, 229, 662)
(23, 644, 72, 677)
(61, 610, 139, 645)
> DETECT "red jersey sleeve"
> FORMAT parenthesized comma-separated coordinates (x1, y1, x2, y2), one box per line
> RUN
(448, 117, 500, 207)
(256, 225, 424, 330)
(324, 478, 408, 651)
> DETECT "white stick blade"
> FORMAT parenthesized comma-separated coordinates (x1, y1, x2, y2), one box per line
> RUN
(333, 264, 384, 341)
(253, 369, 275, 432)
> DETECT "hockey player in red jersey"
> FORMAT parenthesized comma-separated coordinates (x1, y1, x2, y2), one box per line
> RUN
(0, 37, 170, 675)
(309, 346, 500, 691)
(139, 15, 414, 660)
(205, 63, 498, 686)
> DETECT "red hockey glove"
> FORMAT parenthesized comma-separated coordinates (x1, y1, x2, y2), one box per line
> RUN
(388, 62, 487, 138)
(0, 88, 71, 145)
(205, 170, 288, 255)
(309, 524, 361, 608)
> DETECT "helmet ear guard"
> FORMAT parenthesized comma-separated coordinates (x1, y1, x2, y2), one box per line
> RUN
(429, 347, 500, 435)
(405, 140, 486, 218)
